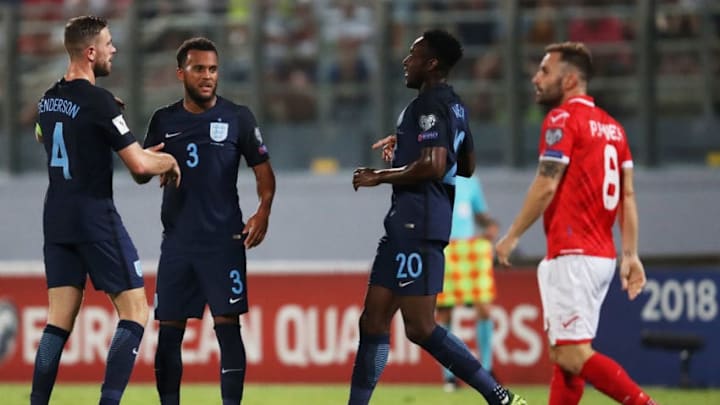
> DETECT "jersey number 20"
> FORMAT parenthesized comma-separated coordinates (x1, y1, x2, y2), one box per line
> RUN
(603, 144, 619, 210)
(50, 122, 72, 179)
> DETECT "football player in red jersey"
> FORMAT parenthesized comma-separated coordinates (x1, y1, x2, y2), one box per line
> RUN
(496, 42, 656, 405)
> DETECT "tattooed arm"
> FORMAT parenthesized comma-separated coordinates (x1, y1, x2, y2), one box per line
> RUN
(495, 160, 566, 265)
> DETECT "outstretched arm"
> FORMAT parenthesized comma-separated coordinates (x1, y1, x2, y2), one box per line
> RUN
(118, 142, 181, 187)
(353, 146, 447, 190)
(495, 160, 566, 265)
(242, 161, 276, 249)
(618, 167, 645, 300)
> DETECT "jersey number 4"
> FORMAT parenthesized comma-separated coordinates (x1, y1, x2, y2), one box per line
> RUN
(50, 122, 72, 180)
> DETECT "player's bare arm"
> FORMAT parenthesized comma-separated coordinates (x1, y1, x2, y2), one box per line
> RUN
(371, 134, 397, 162)
(118, 142, 181, 187)
(456, 139, 475, 177)
(131, 143, 167, 185)
(353, 146, 447, 190)
(242, 160, 276, 249)
(495, 160, 566, 265)
(618, 167, 646, 299)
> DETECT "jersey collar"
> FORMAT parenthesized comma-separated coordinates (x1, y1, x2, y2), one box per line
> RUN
(566, 95, 595, 107)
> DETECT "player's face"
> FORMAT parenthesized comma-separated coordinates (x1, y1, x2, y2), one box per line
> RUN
(402, 37, 433, 89)
(178, 49, 218, 104)
(91, 27, 116, 77)
(532, 52, 565, 108)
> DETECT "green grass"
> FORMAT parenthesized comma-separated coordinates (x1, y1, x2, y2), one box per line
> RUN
(3, 383, 719, 404)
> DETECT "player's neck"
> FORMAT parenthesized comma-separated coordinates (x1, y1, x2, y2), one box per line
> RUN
(560, 88, 587, 105)
(64, 63, 96, 85)
(419, 77, 447, 93)
(183, 96, 217, 114)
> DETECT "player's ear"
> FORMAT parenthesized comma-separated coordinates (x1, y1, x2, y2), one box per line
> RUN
(86, 45, 96, 62)
(562, 71, 579, 92)
(176, 67, 184, 82)
(426, 57, 439, 72)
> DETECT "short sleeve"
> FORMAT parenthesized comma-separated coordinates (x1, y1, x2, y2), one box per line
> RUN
(471, 178, 488, 214)
(538, 108, 575, 164)
(618, 124, 634, 169)
(414, 96, 451, 149)
(94, 89, 136, 151)
(143, 111, 163, 148)
(237, 107, 270, 167)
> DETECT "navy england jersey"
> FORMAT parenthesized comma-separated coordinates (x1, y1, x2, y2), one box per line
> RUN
(37, 79, 137, 243)
(387, 83, 474, 242)
(144, 96, 269, 243)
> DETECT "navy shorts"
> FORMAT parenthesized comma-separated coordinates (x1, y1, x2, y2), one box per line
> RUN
(43, 237, 144, 294)
(369, 236, 447, 296)
(154, 236, 248, 320)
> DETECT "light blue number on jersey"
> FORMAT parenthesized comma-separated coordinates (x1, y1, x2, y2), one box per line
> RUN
(186, 142, 199, 168)
(442, 104, 467, 185)
(230, 269, 244, 294)
(50, 122, 72, 179)
(395, 252, 423, 279)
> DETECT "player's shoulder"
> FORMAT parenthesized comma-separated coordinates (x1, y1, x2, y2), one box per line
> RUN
(542, 107, 572, 128)
(150, 99, 183, 120)
(216, 96, 253, 116)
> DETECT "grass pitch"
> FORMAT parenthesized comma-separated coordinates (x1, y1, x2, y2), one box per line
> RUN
(3, 383, 719, 404)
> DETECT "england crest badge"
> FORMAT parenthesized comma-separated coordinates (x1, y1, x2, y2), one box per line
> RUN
(210, 122, 229, 142)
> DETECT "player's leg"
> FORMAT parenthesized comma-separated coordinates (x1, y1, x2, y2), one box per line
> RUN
(542, 256, 656, 405)
(31, 243, 86, 405)
(201, 238, 249, 405)
(154, 243, 203, 405)
(475, 301, 494, 371)
(348, 284, 399, 405)
(434, 305, 457, 391)
(436, 238, 460, 390)
(83, 236, 146, 405)
(397, 240, 525, 405)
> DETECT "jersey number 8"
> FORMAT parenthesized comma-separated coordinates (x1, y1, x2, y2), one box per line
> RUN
(602, 144, 619, 210)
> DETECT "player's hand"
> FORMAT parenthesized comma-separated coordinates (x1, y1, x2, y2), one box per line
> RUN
(160, 160, 181, 188)
(619, 254, 646, 300)
(372, 134, 396, 162)
(242, 210, 269, 249)
(146, 142, 165, 153)
(353, 167, 380, 190)
(495, 234, 518, 267)
(483, 222, 500, 242)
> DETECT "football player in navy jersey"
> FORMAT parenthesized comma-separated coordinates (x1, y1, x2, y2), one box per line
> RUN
(31, 15, 181, 405)
(135, 37, 275, 405)
(348, 30, 526, 405)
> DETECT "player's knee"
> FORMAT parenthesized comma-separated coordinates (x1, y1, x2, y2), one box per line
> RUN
(403, 322, 433, 345)
(358, 311, 390, 335)
(118, 299, 149, 326)
(550, 347, 586, 375)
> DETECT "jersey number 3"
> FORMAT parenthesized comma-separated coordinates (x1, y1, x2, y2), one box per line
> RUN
(50, 122, 72, 180)
(603, 144, 619, 210)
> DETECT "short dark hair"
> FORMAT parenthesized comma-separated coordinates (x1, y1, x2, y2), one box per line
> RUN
(421, 29, 463, 74)
(545, 42, 594, 82)
(64, 15, 107, 57)
(176, 37, 218, 68)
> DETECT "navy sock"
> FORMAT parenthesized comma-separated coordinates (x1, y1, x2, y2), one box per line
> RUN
(348, 333, 390, 405)
(155, 324, 185, 405)
(30, 324, 70, 405)
(420, 325, 509, 405)
(99, 320, 144, 405)
(215, 323, 246, 405)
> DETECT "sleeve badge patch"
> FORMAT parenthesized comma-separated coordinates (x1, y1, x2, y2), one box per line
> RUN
(545, 128, 563, 146)
(418, 114, 437, 131)
(112, 114, 130, 135)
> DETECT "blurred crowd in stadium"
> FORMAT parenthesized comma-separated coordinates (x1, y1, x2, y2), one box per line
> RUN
(1, 0, 719, 170)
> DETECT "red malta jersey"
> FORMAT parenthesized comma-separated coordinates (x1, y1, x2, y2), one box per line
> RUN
(538, 95, 633, 259)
